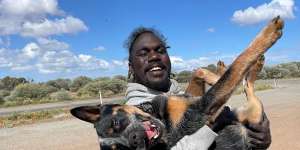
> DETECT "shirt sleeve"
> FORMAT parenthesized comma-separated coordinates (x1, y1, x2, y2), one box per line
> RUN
(171, 125, 218, 150)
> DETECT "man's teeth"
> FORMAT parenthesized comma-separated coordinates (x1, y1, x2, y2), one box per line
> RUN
(150, 67, 162, 71)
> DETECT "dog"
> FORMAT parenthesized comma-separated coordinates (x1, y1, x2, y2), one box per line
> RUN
(70, 17, 283, 150)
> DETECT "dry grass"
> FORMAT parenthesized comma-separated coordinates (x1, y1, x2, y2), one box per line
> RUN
(0, 109, 72, 128)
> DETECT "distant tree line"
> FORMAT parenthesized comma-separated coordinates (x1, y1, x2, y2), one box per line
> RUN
(0, 61, 299, 106)
(173, 61, 300, 83)
(0, 75, 127, 106)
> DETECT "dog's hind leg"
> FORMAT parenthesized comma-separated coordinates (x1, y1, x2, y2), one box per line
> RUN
(216, 61, 227, 76)
(185, 69, 206, 97)
(201, 16, 283, 125)
(185, 60, 227, 97)
(236, 55, 265, 124)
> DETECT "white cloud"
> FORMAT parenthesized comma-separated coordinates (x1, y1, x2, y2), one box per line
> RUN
(170, 56, 215, 72)
(93, 46, 106, 51)
(78, 54, 92, 62)
(37, 50, 79, 73)
(21, 42, 41, 59)
(232, 0, 296, 25)
(0, 0, 87, 37)
(207, 28, 215, 33)
(0, 39, 111, 74)
(37, 38, 69, 51)
(0, 0, 63, 17)
(169, 53, 240, 72)
(21, 16, 88, 37)
(111, 60, 129, 69)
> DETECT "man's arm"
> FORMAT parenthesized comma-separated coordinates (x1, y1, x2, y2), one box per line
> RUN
(171, 125, 217, 150)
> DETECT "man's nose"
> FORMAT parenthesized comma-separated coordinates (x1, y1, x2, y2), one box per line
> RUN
(148, 49, 160, 62)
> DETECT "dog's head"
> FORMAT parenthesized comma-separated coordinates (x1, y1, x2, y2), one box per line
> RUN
(71, 103, 166, 150)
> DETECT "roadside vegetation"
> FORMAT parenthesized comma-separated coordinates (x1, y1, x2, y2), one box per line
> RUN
(0, 61, 299, 108)
(0, 109, 70, 128)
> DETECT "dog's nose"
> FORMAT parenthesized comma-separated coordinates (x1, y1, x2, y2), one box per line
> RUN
(128, 132, 146, 148)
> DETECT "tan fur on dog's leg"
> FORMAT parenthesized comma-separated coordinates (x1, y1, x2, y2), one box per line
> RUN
(186, 61, 227, 96)
(216, 61, 227, 76)
(236, 56, 265, 124)
(186, 68, 221, 96)
(185, 69, 206, 96)
(185, 78, 205, 97)
(204, 17, 283, 125)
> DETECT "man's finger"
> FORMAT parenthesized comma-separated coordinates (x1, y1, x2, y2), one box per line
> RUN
(247, 129, 266, 141)
(246, 113, 270, 132)
(248, 137, 270, 149)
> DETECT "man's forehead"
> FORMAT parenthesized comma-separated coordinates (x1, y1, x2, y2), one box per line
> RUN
(132, 32, 162, 50)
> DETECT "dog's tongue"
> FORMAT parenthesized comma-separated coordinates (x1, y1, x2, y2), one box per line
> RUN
(143, 121, 156, 140)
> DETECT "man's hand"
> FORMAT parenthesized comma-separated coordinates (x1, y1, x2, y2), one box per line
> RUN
(246, 112, 272, 149)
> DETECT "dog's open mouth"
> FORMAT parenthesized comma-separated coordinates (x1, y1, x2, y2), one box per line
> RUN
(142, 121, 160, 141)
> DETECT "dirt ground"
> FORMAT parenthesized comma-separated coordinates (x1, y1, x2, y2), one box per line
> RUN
(0, 79, 299, 150)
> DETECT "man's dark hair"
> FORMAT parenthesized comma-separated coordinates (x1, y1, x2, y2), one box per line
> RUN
(124, 27, 168, 62)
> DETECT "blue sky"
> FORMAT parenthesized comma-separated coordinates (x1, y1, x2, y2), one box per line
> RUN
(0, 0, 299, 81)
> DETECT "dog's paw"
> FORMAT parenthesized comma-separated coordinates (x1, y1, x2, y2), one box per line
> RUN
(261, 16, 284, 44)
(217, 60, 227, 76)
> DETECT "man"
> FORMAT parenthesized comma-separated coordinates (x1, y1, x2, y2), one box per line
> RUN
(125, 27, 271, 149)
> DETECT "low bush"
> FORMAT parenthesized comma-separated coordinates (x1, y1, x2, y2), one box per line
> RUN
(50, 90, 72, 101)
(5, 83, 57, 101)
(77, 79, 126, 98)
(0, 90, 10, 104)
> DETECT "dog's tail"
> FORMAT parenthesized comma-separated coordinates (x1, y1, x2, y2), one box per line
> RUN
(200, 16, 283, 125)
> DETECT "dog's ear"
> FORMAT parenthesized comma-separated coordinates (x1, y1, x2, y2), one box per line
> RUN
(70, 105, 101, 123)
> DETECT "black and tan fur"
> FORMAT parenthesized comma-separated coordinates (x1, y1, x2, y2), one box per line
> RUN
(71, 17, 283, 150)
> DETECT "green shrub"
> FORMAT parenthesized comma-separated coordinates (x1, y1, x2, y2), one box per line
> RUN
(77, 79, 126, 98)
(50, 90, 72, 101)
(94, 76, 111, 82)
(101, 79, 127, 94)
(0, 76, 29, 91)
(46, 78, 71, 90)
(77, 81, 103, 97)
(175, 70, 192, 83)
(113, 75, 127, 81)
(70, 76, 92, 92)
(6, 83, 57, 101)
(0, 90, 10, 105)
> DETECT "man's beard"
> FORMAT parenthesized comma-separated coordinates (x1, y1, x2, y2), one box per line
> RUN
(145, 76, 171, 92)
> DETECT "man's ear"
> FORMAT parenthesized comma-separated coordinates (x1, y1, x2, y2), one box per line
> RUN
(128, 61, 134, 81)
(70, 105, 101, 123)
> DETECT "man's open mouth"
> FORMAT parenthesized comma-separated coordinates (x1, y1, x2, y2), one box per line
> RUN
(149, 66, 162, 72)
(142, 121, 160, 142)
(145, 63, 166, 73)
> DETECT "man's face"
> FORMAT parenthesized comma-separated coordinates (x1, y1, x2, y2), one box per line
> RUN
(130, 32, 171, 92)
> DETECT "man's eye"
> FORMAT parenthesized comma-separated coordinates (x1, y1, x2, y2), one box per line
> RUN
(136, 50, 147, 56)
(157, 47, 166, 54)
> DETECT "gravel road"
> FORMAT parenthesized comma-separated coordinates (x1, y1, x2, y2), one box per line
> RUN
(1, 79, 299, 150)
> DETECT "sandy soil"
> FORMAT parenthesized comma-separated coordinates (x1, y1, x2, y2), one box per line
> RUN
(1, 79, 299, 150)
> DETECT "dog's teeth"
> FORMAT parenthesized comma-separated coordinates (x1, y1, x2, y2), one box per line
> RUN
(154, 134, 159, 139)
(151, 124, 156, 128)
